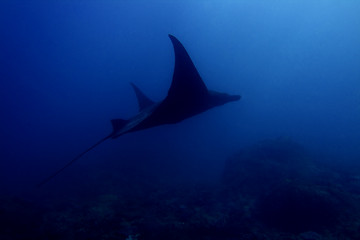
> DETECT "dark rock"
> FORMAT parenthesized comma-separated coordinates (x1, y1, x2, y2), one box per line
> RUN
(222, 138, 309, 196)
(299, 231, 322, 240)
(255, 182, 340, 233)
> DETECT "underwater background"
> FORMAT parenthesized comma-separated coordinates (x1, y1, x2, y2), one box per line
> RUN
(1, 1, 360, 239)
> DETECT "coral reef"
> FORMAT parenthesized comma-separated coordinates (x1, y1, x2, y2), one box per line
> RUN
(0, 196, 43, 239)
(1, 138, 360, 239)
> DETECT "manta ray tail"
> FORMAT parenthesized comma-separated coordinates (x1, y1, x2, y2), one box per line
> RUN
(37, 134, 112, 187)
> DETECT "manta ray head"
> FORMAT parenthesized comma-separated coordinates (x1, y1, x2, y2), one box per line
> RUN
(208, 90, 241, 108)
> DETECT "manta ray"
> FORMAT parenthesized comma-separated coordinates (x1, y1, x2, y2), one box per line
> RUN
(38, 35, 241, 186)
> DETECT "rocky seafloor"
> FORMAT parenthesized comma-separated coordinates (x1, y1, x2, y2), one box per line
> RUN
(1, 138, 360, 239)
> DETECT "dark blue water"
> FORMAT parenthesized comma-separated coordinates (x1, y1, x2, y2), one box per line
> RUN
(1, 1, 360, 239)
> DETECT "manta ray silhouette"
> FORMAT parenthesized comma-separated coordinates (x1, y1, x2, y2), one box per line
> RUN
(38, 35, 241, 186)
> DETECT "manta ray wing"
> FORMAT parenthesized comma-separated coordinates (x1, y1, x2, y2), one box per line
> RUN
(166, 34, 208, 103)
(130, 82, 155, 111)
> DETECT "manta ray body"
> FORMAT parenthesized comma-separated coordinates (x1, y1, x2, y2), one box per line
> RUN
(39, 35, 241, 186)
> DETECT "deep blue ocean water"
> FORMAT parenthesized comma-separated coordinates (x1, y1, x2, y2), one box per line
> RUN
(1, 1, 360, 239)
